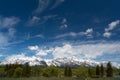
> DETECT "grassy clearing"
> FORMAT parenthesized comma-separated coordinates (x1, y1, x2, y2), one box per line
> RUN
(0, 77, 119, 80)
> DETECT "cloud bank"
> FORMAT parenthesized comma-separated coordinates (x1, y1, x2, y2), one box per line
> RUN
(28, 41, 120, 60)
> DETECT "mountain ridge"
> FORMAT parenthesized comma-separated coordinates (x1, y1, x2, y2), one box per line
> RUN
(0, 56, 119, 68)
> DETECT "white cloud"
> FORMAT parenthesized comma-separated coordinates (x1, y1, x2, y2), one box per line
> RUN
(25, 33, 44, 40)
(56, 28, 93, 38)
(27, 16, 41, 26)
(62, 18, 67, 24)
(0, 31, 17, 46)
(83, 28, 93, 38)
(55, 32, 77, 38)
(50, 0, 65, 9)
(28, 45, 48, 56)
(52, 44, 75, 58)
(0, 54, 3, 57)
(43, 15, 57, 20)
(86, 28, 93, 34)
(103, 32, 111, 38)
(27, 15, 57, 26)
(0, 16, 20, 29)
(36, 50, 48, 56)
(60, 18, 68, 29)
(34, 0, 50, 15)
(105, 20, 120, 32)
(28, 42, 120, 59)
(60, 24, 68, 29)
(103, 20, 120, 38)
(8, 28, 16, 37)
(28, 45, 39, 50)
(0, 16, 20, 46)
(34, 0, 64, 14)
(34, 34, 44, 38)
(0, 33, 8, 46)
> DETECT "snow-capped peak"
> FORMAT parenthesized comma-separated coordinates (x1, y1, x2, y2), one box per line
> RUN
(0, 56, 119, 68)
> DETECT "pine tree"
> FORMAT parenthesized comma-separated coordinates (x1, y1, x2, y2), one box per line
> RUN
(119, 68, 120, 75)
(100, 64, 104, 77)
(13, 67, 23, 78)
(106, 62, 113, 77)
(23, 63, 31, 77)
(88, 68, 92, 77)
(64, 66, 67, 76)
(96, 65, 100, 76)
(68, 67, 72, 77)
(64, 66, 72, 77)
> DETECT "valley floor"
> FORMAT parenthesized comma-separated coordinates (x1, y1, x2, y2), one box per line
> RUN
(0, 77, 119, 80)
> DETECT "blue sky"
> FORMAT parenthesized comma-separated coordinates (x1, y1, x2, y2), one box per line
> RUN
(0, 0, 120, 63)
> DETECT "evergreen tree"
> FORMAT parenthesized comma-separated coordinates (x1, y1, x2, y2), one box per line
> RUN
(118, 68, 120, 75)
(106, 62, 113, 77)
(42, 66, 60, 77)
(13, 67, 23, 78)
(31, 66, 42, 77)
(64, 66, 67, 76)
(64, 66, 72, 77)
(88, 68, 92, 77)
(74, 66, 88, 79)
(68, 67, 72, 77)
(96, 65, 100, 76)
(100, 64, 104, 77)
(23, 63, 31, 77)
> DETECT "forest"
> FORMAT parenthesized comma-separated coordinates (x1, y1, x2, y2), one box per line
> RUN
(0, 62, 120, 80)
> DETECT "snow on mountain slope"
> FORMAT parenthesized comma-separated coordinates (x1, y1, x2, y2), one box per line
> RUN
(0, 54, 47, 66)
(46, 57, 100, 67)
(0, 55, 119, 68)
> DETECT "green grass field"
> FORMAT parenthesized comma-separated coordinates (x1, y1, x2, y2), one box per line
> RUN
(0, 77, 119, 80)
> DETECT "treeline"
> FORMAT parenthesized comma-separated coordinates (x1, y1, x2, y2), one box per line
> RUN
(0, 62, 119, 79)
(4, 63, 31, 78)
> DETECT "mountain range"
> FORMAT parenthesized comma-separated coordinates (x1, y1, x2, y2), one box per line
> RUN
(0, 56, 119, 68)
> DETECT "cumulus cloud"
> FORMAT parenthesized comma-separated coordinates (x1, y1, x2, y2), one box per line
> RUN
(103, 20, 120, 38)
(56, 28, 93, 38)
(83, 28, 93, 37)
(28, 42, 120, 59)
(103, 32, 111, 38)
(28, 45, 39, 50)
(52, 43, 120, 59)
(28, 45, 48, 56)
